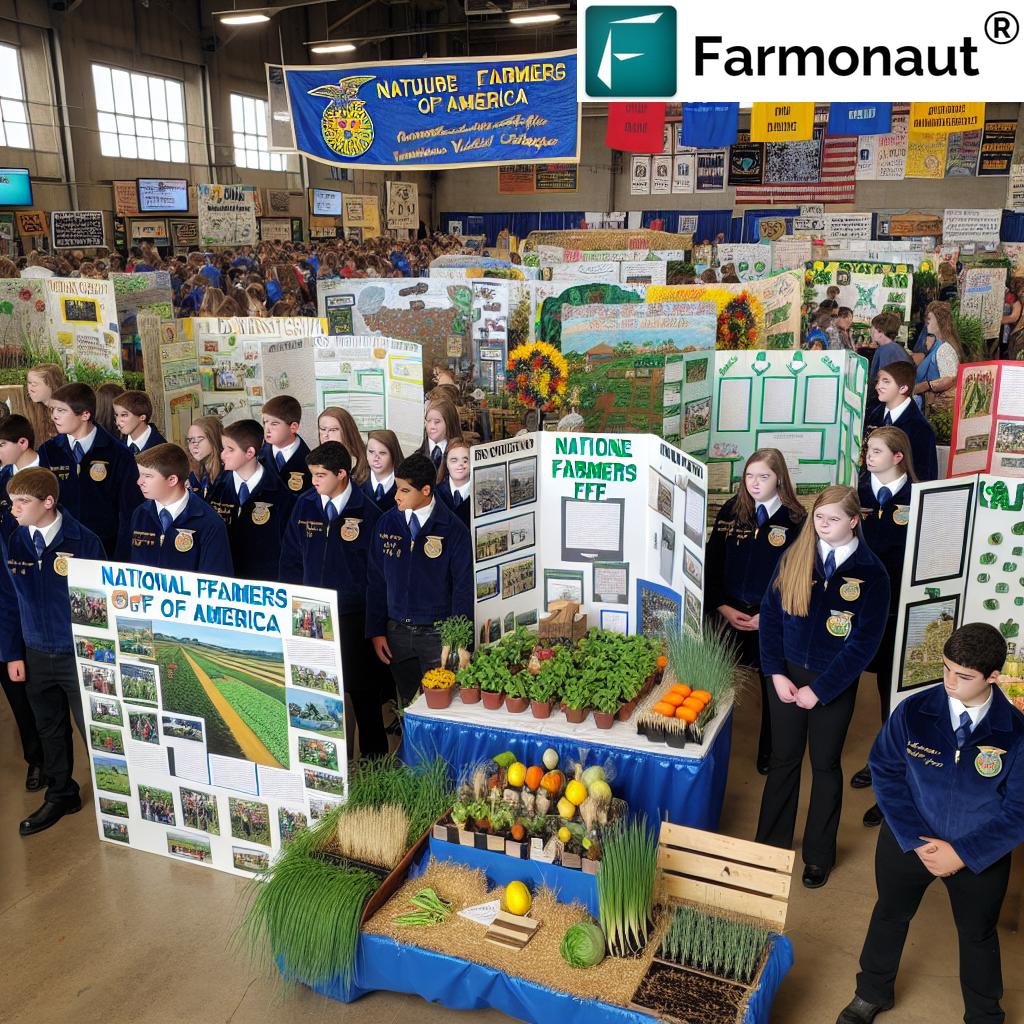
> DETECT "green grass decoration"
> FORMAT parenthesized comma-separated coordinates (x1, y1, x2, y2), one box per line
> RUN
(659, 905, 772, 984)
(597, 816, 658, 957)
(241, 756, 453, 988)
(665, 621, 740, 709)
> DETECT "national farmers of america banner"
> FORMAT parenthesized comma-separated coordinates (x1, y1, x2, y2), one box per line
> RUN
(271, 51, 579, 170)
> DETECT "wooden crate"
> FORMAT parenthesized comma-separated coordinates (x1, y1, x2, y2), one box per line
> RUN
(539, 599, 587, 643)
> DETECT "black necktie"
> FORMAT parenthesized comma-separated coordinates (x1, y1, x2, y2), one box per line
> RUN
(877, 486, 892, 507)
(453, 490, 463, 507)
(955, 711, 972, 749)
(130, 443, 139, 455)
(33, 531, 45, 560)
(431, 446, 443, 468)
(756, 504, 768, 527)
(823, 549, 836, 580)
(883, 411, 893, 426)
(375, 483, 385, 502)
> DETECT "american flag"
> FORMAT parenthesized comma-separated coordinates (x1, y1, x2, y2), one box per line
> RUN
(734, 135, 858, 205)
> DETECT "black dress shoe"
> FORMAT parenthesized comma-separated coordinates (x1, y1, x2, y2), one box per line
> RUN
(25, 764, 43, 792)
(863, 803, 884, 828)
(850, 766, 872, 789)
(835, 994, 893, 1023)
(19, 798, 82, 836)
(802, 863, 831, 888)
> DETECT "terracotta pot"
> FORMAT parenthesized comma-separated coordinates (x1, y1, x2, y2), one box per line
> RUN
(459, 685, 481, 705)
(504, 695, 528, 714)
(424, 687, 454, 710)
(531, 700, 553, 719)
(481, 690, 504, 710)
(616, 698, 637, 722)
(593, 710, 616, 730)
(564, 706, 587, 724)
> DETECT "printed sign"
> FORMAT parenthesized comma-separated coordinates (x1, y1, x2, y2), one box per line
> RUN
(113, 181, 140, 217)
(197, 184, 257, 247)
(942, 208, 1002, 244)
(386, 180, 418, 230)
(51, 210, 105, 249)
(16, 209, 46, 236)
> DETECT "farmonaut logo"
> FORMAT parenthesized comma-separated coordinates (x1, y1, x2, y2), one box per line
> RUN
(584, 6, 677, 97)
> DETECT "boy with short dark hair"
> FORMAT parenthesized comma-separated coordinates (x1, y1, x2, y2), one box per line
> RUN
(864, 362, 938, 481)
(0, 467, 106, 836)
(208, 418, 295, 581)
(366, 452, 473, 707)
(113, 390, 166, 454)
(129, 443, 232, 574)
(38, 383, 142, 558)
(261, 395, 311, 495)
(0, 414, 48, 541)
(868, 312, 912, 380)
(829, 307, 855, 350)
(836, 623, 1024, 1024)
(279, 441, 387, 755)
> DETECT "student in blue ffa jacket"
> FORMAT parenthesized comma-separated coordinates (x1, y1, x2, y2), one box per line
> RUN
(261, 395, 312, 496)
(363, 429, 403, 512)
(184, 415, 224, 500)
(418, 398, 463, 483)
(129, 443, 232, 575)
(853, 427, 918, 827)
(279, 442, 387, 756)
(0, 415, 46, 790)
(367, 452, 474, 706)
(705, 448, 806, 774)
(757, 485, 890, 890)
(39, 383, 143, 559)
(863, 361, 938, 482)
(112, 390, 166, 454)
(0, 468, 105, 836)
(209, 419, 295, 582)
(836, 624, 1024, 1024)
(435, 440, 472, 530)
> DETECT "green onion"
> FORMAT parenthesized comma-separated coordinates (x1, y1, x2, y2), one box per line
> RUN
(659, 905, 772, 984)
(596, 816, 658, 958)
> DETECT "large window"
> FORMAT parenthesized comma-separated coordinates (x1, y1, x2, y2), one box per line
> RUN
(92, 64, 187, 162)
(0, 44, 31, 149)
(231, 94, 290, 172)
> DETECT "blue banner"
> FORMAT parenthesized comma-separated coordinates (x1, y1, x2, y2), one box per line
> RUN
(828, 102, 892, 136)
(681, 102, 739, 149)
(281, 52, 579, 169)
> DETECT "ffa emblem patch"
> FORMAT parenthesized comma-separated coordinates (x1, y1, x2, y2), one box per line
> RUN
(893, 505, 910, 526)
(287, 472, 304, 492)
(423, 535, 444, 559)
(309, 75, 376, 158)
(89, 461, 108, 482)
(53, 555, 70, 577)
(839, 578, 863, 601)
(252, 503, 271, 526)
(174, 530, 195, 553)
(767, 526, 787, 547)
(340, 518, 360, 542)
(826, 610, 853, 638)
(975, 746, 1005, 778)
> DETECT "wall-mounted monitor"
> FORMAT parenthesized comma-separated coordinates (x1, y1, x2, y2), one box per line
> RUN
(0, 168, 32, 206)
(137, 178, 189, 213)
(310, 188, 342, 217)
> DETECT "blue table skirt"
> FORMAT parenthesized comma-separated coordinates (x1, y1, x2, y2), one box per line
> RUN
(401, 707, 734, 829)
(304, 930, 794, 1024)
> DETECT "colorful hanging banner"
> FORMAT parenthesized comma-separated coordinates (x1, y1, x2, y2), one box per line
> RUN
(905, 131, 948, 179)
(681, 102, 738, 149)
(827, 102, 891, 136)
(275, 52, 579, 170)
(605, 102, 666, 153)
(749, 103, 815, 143)
(978, 120, 1017, 176)
(908, 103, 985, 134)
(727, 136, 764, 186)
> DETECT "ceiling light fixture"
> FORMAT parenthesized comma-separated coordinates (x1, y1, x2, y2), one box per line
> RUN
(508, 11, 560, 24)
(218, 11, 270, 23)
(307, 41, 357, 53)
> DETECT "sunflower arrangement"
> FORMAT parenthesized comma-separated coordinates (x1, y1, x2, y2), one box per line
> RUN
(505, 340, 569, 412)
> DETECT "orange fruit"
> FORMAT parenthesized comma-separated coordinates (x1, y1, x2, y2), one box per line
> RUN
(653, 701, 676, 717)
(525, 765, 544, 791)
(690, 690, 712, 704)
(657, 655, 668, 670)
(675, 705, 698, 722)
(670, 684, 692, 698)
(663, 692, 685, 708)
(683, 696, 706, 712)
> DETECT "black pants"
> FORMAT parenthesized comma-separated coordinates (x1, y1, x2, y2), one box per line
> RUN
(755, 661, 858, 867)
(385, 620, 441, 707)
(24, 648, 85, 804)
(869, 612, 899, 723)
(857, 823, 1009, 1024)
(337, 611, 387, 757)
(0, 660, 43, 768)
(722, 600, 771, 763)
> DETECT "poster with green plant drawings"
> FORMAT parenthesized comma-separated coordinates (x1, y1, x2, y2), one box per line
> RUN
(803, 260, 913, 342)
(0, 280, 51, 373)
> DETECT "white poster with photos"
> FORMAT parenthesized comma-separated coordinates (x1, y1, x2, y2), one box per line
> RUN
(70, 560, 345, 878)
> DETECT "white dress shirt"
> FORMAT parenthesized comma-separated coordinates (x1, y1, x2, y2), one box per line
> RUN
(31, 512, 63, 550)
(67, 428, 98, 456)
(155, 492, 190, 524)
(949, 691, 993, 735)
(429, 439, 448, 460)
(370, 471, 394, 493)
(11, 455, 40, 475)
(451, 480, 471, 502)
(886, 397, 913, 424)
(128, 426, 152, 451)
(871, 473, 907, 499)
(818, 537, 859, 572)
(322, 483, 352, 518)
(757, 494, 782, 519)
(272, 439, 301, 464)
(233, 464, 264, 496)
(406, 499, 436, 530)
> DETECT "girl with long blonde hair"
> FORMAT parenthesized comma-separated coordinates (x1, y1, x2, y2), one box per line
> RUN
(756, 484, 889, 889)
(24, 363, 65, 443)
(362, 429, 403, 511)
(185, 416, 224, 499)
(317, 407, 369, 484)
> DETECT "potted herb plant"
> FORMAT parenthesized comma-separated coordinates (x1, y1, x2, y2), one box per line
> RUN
(420, 667, 456, 710)
(529, 645, 570, 718)
(455, 656, 481, 704)
(560, 667, 591, 725)
(477, 650, 511, 710)
(436, 615, 474, 673)
(503, 667, 530, 713)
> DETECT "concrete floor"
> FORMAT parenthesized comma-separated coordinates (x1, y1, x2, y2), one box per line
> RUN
(2, 677, 1022, 1024)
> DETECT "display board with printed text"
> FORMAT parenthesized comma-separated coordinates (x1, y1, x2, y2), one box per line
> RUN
(70, 560, 345, 876)
(197, 185, 257, 247)
(112, 272, 174, 363)
(959, 266, 1008, 340)
(804, 261, 913, 338)
(947, 361, 1024, 479)
(139, 314, 201, 447)
(890, 476, 1024, 712)
(44, 278, 121, 377)
(469, 432, 707, 646)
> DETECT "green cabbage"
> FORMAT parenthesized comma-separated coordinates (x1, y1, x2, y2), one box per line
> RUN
(559, 921, 606, 968)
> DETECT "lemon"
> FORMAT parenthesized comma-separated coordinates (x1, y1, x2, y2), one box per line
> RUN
(557, 796, 576, 820)
(558, 826, 571, 843)
(565, 779, 587, 806)
(503, 880, 532, 916)
(506, 761, 527, 788)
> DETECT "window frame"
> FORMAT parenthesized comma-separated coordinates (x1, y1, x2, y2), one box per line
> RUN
(0, 43, 32, 150)
(229, 92, 293, 173)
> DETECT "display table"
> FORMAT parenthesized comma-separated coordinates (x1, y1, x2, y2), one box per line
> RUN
(401, 696, 734, 829)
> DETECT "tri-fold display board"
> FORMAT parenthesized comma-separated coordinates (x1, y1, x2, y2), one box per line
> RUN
(469, 432, 708, 646)
(891, 475, 1024, 712)
(947, 361, 1024, 479)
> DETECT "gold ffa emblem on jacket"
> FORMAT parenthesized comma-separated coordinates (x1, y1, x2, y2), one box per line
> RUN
(767, 526, 787, 547)
(839, 578, 862, 601)
(423, 535, 444, 559)
(340, 518, 360, 542)
(975, 747, 1005, 777)
(826, 610, 853, 638)
(287, 473, 305, 492)
(252, 503, 271, 526)
(89, 461, 108, 482)
(174, 530, 195, 553)
(893, 505, 910, 526)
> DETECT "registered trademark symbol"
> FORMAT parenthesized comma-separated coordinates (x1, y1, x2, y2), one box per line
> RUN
(986, 11, 1019, 43)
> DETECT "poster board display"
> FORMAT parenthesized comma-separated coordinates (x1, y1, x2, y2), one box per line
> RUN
(113, 180, 140, 217)
(69, 558, 345, 876)
(318, 278, 471, 382)
(958, 266, 1007, 339)
(531, 280, 645, 345)
(948, 361, 1024, 479)
(44, 278, 120, 376)
(51, 210, 105, 249)
(342, 194, 381, 239)
(715, 244, 772, 281)
(942, 208, 1002, 245)
(468, 432, 708, 646)
(470, 279, 511, 391)
(169, 219, 199, 250)
(313, 336, 424, 455)
(197, 185, 257, 247)
(0, 280, 49, 360)
(891, 476, 1024, 711)
(139, 314, 202, 447)
(386, 181, 418, 230)
(803, 261, 913, 340)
